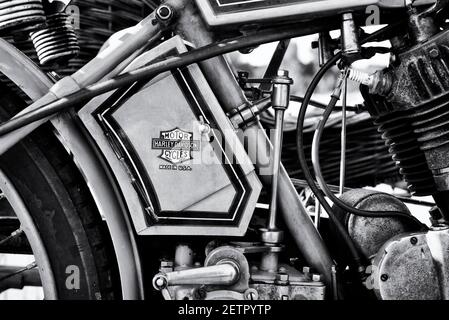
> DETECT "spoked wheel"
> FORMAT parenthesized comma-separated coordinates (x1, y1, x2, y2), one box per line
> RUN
(0, 170, 57, 299)
(0, 80, 121, 299)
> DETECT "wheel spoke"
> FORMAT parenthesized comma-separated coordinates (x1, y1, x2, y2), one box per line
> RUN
(0, 228, 23, 246)
(0, 261, 37, 283)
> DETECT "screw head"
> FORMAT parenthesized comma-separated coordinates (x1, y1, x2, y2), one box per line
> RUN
(153, 275, 168, 290)
(244, 289, 259, 300)
(381, 274, 389, 282)
(429, 49, 440, 58)
(410, 237, 418, 245)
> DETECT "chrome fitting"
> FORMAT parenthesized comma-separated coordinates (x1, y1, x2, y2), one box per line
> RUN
(341, 12, 361, 60)
(156, 4, 174, 23)
(228, 103, 261, 129)
(271, 70, 294, 110)
(260, 228, 284, 244)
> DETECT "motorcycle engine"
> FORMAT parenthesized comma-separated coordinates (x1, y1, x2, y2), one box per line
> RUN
(356, 5, 449, 299)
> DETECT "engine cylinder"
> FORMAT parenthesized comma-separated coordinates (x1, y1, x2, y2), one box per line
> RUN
(365, 28, 449, 198)
(363, 91, 437, 196)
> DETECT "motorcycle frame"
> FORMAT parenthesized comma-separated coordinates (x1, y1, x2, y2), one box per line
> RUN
(0, 0, 426, 299)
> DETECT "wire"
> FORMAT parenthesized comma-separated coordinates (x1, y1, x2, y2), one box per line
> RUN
(294, 24, 426, 273)
(295, 52, 366, 273)
(311, 87, 427, 229)
(290, 95, 359, 112)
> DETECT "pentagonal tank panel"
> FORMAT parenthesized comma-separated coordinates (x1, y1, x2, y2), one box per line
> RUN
(79, 36, 261, 236)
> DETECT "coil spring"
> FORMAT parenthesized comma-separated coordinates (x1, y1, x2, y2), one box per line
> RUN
(0, 0, 46, 33)
(29, 12, 79, 65)
(347, 69, 371, 86)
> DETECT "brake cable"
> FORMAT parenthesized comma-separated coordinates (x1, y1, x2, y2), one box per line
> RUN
(295, 52, 366, 274)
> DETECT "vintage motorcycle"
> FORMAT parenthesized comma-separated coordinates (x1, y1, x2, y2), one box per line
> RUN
(0, 0, 448, 300)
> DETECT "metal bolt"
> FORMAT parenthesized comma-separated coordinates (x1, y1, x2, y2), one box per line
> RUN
(161, 261, 173, 267)
(156, 5, 173, 21)
(410, 237, 418, 245)
(277, 69, 289, 77)
(153, 274, 168, 291)
(278, 267, 287, 273)
(312, 274, 322, 282)
(303, 266, 311, 274)
(381, 274, 389, 282)
(244, 288, 259, 300)
(155, 278, 164, 287)
(429, 49, 439, 58)
(276, 273, 289, 282)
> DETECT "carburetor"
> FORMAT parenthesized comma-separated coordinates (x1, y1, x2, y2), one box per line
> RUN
(152, 243, 326, 300)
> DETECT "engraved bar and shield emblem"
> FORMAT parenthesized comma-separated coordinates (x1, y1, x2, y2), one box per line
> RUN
(152, 127, 200, 164)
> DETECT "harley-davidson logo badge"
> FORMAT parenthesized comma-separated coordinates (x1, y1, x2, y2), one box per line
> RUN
(152, 128, 200, 164)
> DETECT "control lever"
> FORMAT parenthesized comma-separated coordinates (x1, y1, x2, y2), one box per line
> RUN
(153, 262, 240, 289)
(152, 246, 250, 297)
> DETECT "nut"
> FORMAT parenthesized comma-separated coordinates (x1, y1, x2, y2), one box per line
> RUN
(312, 274, 322, 282)
(161, 260, 173, 267)
(276, 273, 289, 282)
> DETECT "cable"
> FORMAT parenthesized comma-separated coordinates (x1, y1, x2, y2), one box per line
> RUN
(294, 24, 426, 273)
(290, 95, 359, 112)
(295, 52, 366, 273)
(311, 88, 427, 229)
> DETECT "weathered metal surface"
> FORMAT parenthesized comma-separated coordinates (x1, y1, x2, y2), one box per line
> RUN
(373, 227, 449, 300)
(334, 189, 416, 261)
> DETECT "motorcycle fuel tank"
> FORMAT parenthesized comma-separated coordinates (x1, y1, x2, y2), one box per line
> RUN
(194, 0, 433, 28)
(78, 36, 262, 236)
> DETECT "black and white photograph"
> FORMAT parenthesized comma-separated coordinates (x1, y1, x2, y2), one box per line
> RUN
(0, 0, 448, 311)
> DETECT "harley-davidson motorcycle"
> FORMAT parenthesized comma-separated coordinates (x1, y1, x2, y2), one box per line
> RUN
(0, 0, 449, 300)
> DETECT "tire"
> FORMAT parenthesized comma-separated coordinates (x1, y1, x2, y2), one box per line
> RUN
(0, 81, 121, 299)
